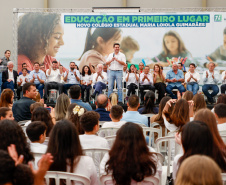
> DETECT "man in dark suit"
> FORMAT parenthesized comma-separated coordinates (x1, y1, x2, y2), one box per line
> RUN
(2, 61, 18, 93)
(94, 94, 111, 121)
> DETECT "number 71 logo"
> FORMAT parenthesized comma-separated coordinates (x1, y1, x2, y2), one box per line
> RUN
(214, 15, 222, 22)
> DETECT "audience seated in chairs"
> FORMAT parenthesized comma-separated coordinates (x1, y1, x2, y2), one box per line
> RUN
(66, 103, 87, 134)
(173, 121, 226, 180)
(54, 94, 70, 121)
(2, 61, 18, 93)
(46, 119, 99, 185)
(79, 111, 109, 149)
(69, 85, 92, 111)
(0, 89, 14, 109)
(100, 122, 162, 184)
(12, 83, 36, 122)
(121, 95, 148, 127)
(0, 107, 14, 120)
(175, 155, 223, 185)
(94, 94, 111, 122)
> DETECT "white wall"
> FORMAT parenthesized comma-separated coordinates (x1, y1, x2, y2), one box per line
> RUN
(0, 0, 225, 61)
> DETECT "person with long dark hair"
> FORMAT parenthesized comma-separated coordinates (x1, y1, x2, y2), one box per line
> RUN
(31, 107, 54, 137)
(173, 121, 226, 180)
(100, 122, 162, 185)
(46, 119, 98, 185)
(81, 65, 92, 102)
(0, 88, 14, 109)
(138, 90, 158, 114)
(0, 120, 34, 164)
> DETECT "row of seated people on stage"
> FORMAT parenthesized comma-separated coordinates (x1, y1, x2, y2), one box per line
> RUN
(1, 58, 226, 104)
(0, 80, 226, 184)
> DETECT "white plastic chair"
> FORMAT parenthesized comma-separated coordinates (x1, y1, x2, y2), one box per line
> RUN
(100, 174, 159, 185)
(142, 127, 161, 147)
(222, 173, 226, 184)
(105, 135, 116, 148)
(99, 121, 105, 128)
(221, 135, 226, 144)
(83, 148, 109, 176)
(98, 127, 119, 137)
(155, 136, 181, 177)
(143, 113, 155, 118)
(45, 171, 90, 185)
(32, 152, 44, 169)
(18, 120, 30, 126)
(219, 130, 226, 136)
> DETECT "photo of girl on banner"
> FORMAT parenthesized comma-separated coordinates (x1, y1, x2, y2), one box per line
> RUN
(152, 30, 193, 67)
(78, 28, 122, 72)
(18, 13, 64, 72)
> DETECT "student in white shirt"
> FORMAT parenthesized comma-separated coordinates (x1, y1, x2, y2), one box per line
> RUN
(185, 63, 200, 95)
(44, 61, 63, 101)
(17, 68, 29, 99)
(46, 119, 99, 185)
(100, 122, 162, 184)
(125, 64, 139, 100)
(202, 62, 220, 104)
(99, 105, 126, 137)
(214, 103, 226, 131)
(79, 111, 109, 149)
(81, 65, 92, 102)
(140, 66, 155, 104)
(91, 64, 107, 98)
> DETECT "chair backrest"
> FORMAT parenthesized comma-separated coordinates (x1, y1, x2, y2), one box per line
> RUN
(155, 136, 180, 177)
(219, 130, 226, 136)
(99, 121, 105, 128)
(83, 148, 109, 176)
(32, 152, 44, 169)
(45, 171, 90, 185)
(100, 174, 159, 185)
(105, 135, 116, 148)
(98, 127, 119, 137)
(221, 135, 226, 144)
(142, 127, 161, 147)
(18, 120, 30, 126)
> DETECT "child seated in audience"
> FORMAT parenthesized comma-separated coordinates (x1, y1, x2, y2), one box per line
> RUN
(26, 121, 47, 154)
(79, 111, 109, 149)
(0, 107, 14, 120)
(99, 105, 126, 137)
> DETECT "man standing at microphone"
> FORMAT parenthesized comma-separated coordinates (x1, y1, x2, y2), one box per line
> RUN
(106, 43, 126, 105)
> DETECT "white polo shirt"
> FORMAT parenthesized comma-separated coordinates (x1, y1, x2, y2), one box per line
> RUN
(185, 71, 200, 83)
(46, 68, 62, 83)
(107, 52, 126, 71)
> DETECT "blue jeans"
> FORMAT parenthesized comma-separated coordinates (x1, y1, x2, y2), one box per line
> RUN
(2, 81, 15, 93)
(63, 84, 80, 95)
(166, 84, 186, 99)
(202, 84, 219, 102)
(187, 82, 199, 95)
(36, 84, 44, 98)
(108, 70, 123, 102)
(93, 82, 106, 95)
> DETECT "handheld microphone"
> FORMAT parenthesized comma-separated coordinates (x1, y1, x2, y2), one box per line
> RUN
(113, 53, 115, 57)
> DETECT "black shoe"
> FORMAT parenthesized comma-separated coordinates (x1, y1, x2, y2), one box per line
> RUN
(91, 94, 95, 99)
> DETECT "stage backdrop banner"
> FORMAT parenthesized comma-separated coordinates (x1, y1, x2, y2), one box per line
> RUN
(16, 11, 226, 72)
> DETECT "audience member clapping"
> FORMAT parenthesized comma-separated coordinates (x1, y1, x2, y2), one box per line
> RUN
(66, 103, 87, 134)
(100, 122, 162, 184)
(54, 93, 70, 121)
(46, 119, 99, 185)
